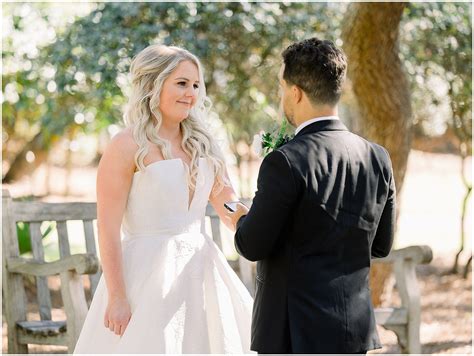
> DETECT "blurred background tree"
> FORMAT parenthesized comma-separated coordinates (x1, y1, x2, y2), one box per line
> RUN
(399, 2, 472, 277)
(2, 2, 346, 197)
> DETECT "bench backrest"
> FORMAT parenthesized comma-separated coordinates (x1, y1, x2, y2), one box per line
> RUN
(2, 190, 101, 322)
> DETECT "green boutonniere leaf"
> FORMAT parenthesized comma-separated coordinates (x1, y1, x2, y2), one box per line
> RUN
(261, 120, 294, 156)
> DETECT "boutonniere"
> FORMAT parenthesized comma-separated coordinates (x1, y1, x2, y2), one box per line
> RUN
(252, 120, 294, 157)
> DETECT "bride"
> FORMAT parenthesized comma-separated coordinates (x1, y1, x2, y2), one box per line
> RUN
(73, 44, 253, 353)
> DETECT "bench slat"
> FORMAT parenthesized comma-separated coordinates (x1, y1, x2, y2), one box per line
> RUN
(210, 216, 222, 250)
(17, 320, 68, 347)
(83, 220, 100, 295)
(7, 254, 99, 276)
(375, 245, 433, 264)
(57, 222, 71, 258)
(18, 333, 68, 347)
(205, 204, 218, 217)
(17, 320, 67, 336)
(12, 202, 96, 222)
(29, 222, 53, 321)
(374, 307, 408, 326)
(3, 190, 29, 353)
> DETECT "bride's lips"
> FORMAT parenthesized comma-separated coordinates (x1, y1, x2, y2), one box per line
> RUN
(177, 101, 191, 106)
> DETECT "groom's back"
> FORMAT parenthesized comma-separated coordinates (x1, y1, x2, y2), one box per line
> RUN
(265, 119, 394, 353)
(285, 122, 393, 241)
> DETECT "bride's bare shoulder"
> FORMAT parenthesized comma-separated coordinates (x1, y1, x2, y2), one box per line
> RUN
(107, 127, 139, 155)
(100, 127, 138, 173)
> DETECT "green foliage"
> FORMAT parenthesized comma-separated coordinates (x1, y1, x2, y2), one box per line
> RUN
(3, 2, 345, 154)
(17, 222, 54, 255)
(11, 195, 55, 255)
(261, 120, 294, 156)
(400, 3, 472, 142)
(50, 2, 346, 143)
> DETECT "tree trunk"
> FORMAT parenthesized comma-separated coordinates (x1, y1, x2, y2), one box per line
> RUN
(342, 3, 413, 306)
(2, 132, 50, 184)
(451, 153, 472, 274)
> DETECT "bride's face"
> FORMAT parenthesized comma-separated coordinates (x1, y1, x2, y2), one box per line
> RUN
(159, 60, 200, 124)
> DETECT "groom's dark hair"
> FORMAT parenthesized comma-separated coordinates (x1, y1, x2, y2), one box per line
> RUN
(282, 37, 347, 106)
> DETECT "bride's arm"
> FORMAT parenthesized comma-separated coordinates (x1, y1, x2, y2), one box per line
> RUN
(96, 128, 137, 335)
(209, 170, 248, 232)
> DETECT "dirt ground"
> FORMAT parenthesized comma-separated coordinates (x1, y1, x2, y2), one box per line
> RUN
(373, 256, 472, 354)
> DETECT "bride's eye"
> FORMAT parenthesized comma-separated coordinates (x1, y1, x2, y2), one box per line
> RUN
(177, 81, 187, 87)
(193, 84, 199, 89)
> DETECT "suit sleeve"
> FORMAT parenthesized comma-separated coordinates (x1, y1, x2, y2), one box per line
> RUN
(234, 150, 297, 262)
(371, 163, 396, 258)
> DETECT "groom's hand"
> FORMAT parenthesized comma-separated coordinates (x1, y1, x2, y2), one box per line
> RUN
(228, 203, 249, 231)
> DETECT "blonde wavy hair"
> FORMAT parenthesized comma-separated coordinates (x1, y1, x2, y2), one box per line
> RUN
(124, 44, 228, 195)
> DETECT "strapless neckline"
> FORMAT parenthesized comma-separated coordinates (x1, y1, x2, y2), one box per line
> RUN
(134, 157, 205, 176)
(129, 157, 206, 221)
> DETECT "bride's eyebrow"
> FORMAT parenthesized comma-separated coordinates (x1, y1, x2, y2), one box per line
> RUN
(175, 77, 199, 83)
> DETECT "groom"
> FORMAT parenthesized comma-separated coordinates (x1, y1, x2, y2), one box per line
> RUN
(230, 38, 396, 353)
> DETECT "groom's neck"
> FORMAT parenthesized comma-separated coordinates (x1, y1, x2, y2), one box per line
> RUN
(293, 104, 338, 128)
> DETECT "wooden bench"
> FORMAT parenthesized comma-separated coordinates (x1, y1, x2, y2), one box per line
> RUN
(373, 245, 432, 353)
(2, 190, 432, 353)
(2, 190, 100, 353)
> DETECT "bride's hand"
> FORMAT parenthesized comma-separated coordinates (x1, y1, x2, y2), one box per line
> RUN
(228, 202, 249, 231)
(104, 295, 131, 336)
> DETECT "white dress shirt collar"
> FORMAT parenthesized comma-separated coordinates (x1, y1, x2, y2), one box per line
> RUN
(295, 116, 340, 135)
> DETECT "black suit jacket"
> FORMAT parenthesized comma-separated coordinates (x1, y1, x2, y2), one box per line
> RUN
(235, 119, 395, 353)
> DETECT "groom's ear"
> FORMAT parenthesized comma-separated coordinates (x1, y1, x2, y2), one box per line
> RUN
(292, 85, 303, 104)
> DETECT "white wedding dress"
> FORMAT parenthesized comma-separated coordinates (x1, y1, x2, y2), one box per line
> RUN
(74, 158, 254, 354)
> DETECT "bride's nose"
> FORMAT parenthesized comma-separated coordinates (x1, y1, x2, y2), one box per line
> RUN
(185, 86, 196, 99)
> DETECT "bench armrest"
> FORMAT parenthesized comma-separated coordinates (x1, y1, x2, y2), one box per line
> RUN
(373, 245, 433, 322)
(375, 245, 433, 265)
(6, 253, 99, 276)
